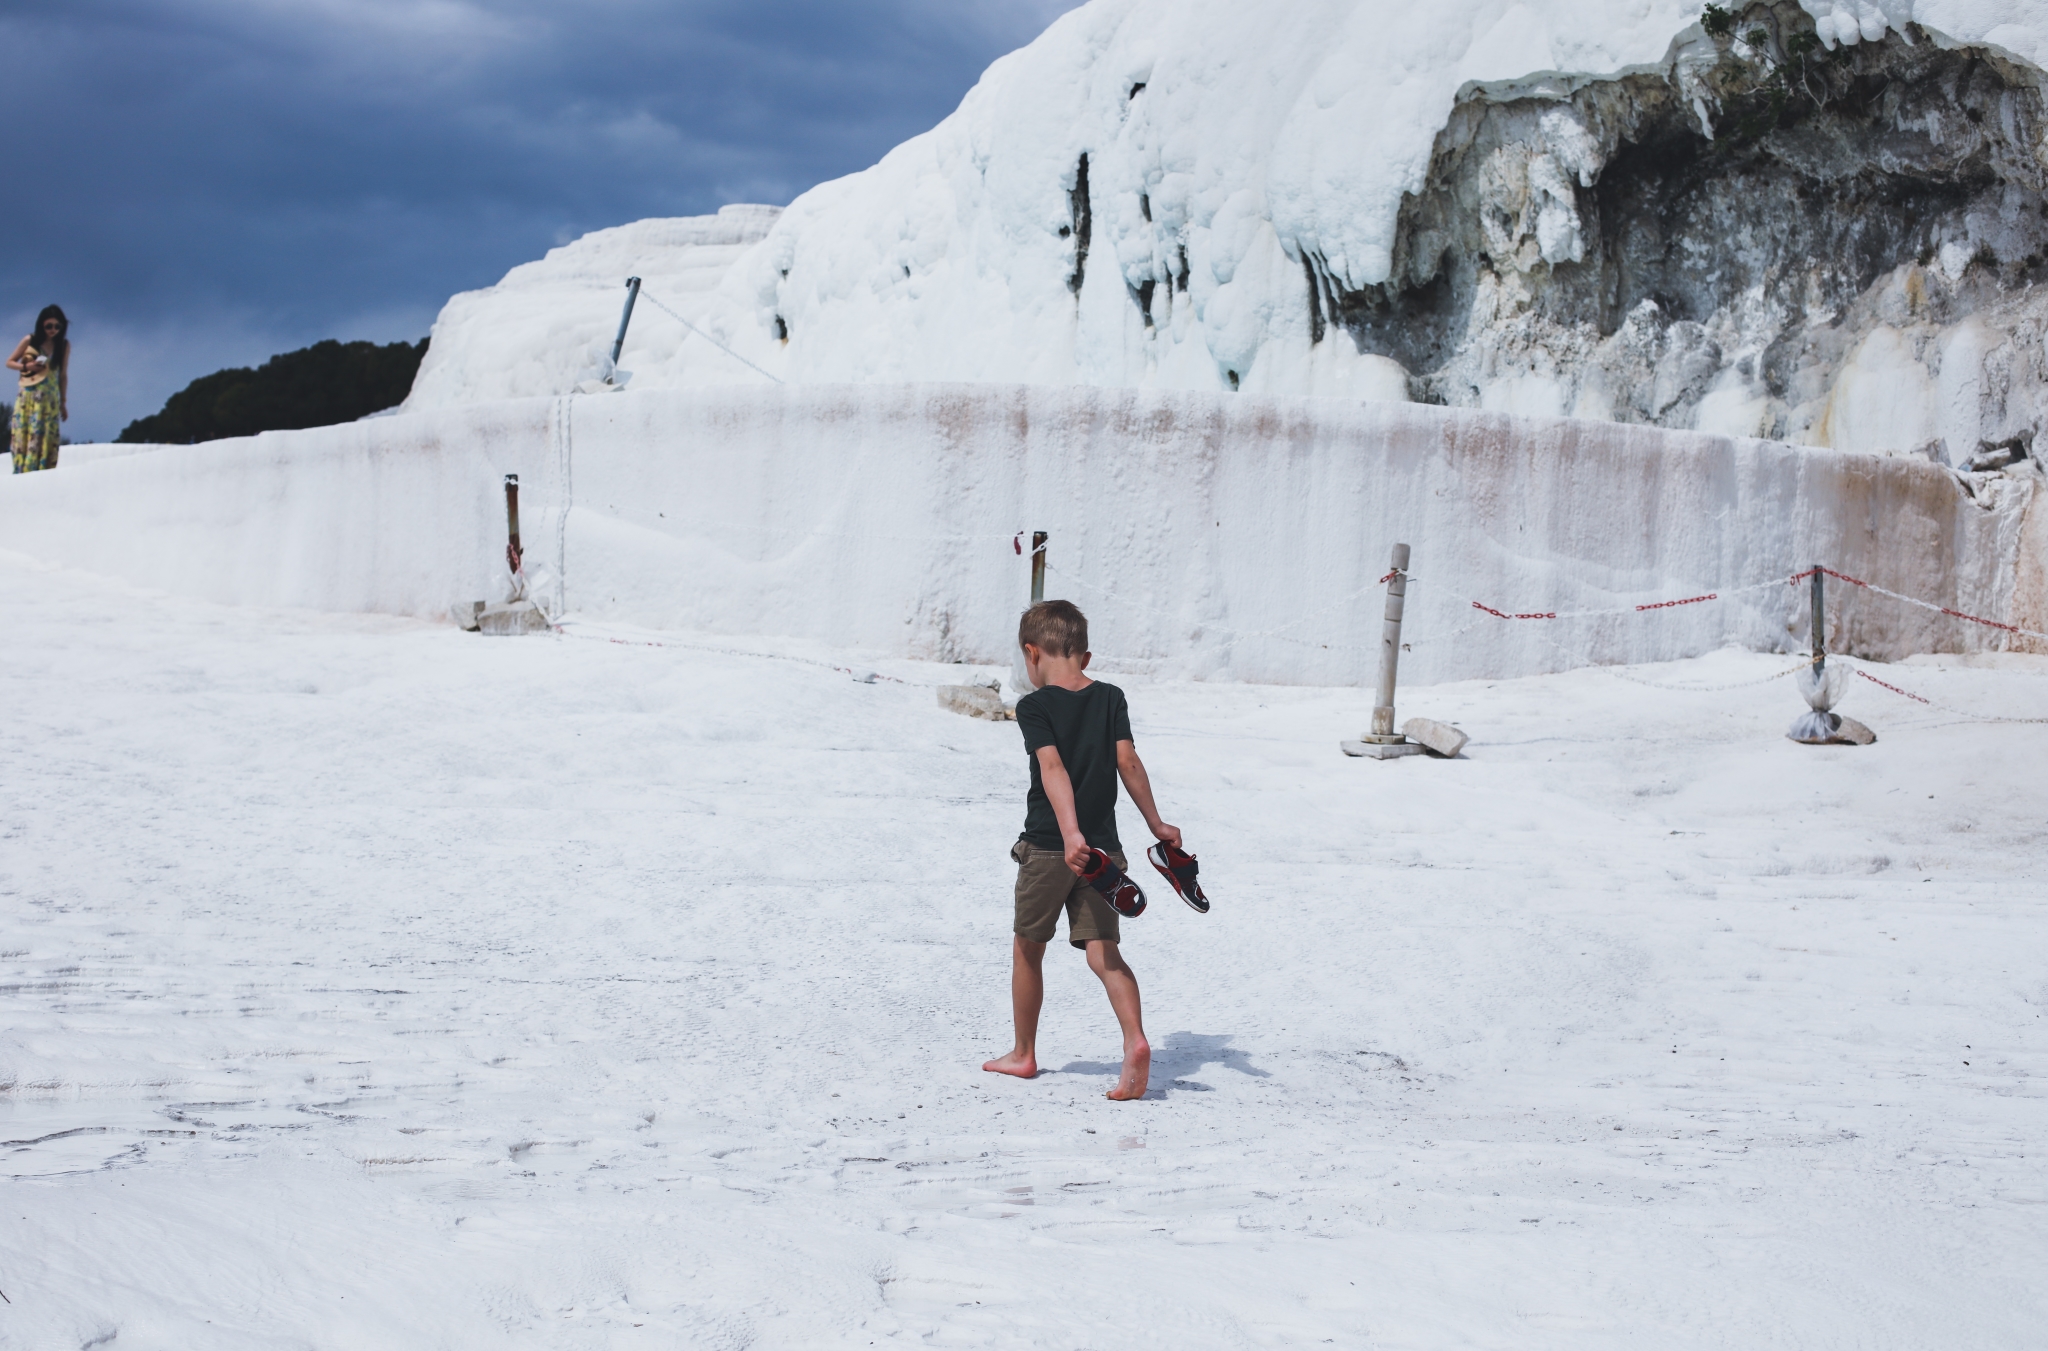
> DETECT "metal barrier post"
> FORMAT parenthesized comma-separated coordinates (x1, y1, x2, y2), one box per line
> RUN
(608, 277, 642, 381)
(504, 474, 523, 575)
(1811, 564, 1826, 674)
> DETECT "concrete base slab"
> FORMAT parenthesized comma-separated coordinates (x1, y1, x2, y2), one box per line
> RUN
(1341, 739, 1426, 759)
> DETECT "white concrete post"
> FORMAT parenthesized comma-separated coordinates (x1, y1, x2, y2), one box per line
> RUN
(1368, 543, 1410, 740)
(1341, 543, 1426, 758)
(1008, 530, 1048, 697)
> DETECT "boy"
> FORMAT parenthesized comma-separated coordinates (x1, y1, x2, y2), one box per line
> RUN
(982, 600, 1180, 1102)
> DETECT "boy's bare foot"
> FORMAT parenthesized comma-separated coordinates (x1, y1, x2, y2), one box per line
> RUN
(1106, 1039, 1150, 1100)
(983, 1050, 1038, 1079)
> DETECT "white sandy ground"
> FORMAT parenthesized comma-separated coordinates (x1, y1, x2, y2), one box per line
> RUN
(2, 548, 2045, 1350)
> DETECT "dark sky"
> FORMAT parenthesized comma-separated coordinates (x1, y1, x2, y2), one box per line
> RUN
(4, 0, 1078, 441)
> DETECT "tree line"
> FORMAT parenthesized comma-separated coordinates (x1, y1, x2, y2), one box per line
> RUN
(118, 337, 428, 444)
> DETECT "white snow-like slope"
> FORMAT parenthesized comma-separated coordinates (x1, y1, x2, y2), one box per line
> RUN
(403, 0, 2048, 461)
(404, 205, 780, 410)
(4, 552, 2046, 1347)
(411, 0, 1723, 404)
(731, 0, 1704, 394)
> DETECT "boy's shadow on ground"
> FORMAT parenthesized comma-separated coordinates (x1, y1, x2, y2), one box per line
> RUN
(1055, 1031, 1270, 1098)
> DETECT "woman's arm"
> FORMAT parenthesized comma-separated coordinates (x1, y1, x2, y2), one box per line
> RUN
(5, 337, 29, 373)
(58, 339, 67, 418)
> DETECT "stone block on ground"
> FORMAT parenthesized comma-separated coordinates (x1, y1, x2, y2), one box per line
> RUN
(939, 684, 1015, 721)
(1401, 717, 1469, 757)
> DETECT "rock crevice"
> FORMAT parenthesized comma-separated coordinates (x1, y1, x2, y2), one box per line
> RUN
(1329, 5, 2048, 463)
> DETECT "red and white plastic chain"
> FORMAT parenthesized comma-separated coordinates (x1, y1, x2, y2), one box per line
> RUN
(1836, 657, 2048, 723)
(1848, 666, 1929, 705)
(1468, 577, 1780, 623)
(1787, 566, 2048, 643)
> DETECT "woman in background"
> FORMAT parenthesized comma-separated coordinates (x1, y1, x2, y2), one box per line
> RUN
(9, 305, 69, 473)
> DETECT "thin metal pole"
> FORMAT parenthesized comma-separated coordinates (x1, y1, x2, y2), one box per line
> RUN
(1030, 532, 1047, 604)
(505, 474, 523, 574)
(608, 276, 643, 378)
(1370, 543, 1411, 738)
(1811, 564, 1825, 675)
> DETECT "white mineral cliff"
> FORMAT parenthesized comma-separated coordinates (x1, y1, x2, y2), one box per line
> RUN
(406, 0, 2048, 476)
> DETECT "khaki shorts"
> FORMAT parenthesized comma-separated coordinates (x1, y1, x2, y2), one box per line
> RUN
(1012, 839, 1123, 949)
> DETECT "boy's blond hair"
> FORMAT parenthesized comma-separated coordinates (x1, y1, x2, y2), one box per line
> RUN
(1019, 600, 1089, 658)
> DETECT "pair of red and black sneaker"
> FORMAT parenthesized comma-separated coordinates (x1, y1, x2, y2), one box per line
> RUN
(1078, 842, 1210, 918)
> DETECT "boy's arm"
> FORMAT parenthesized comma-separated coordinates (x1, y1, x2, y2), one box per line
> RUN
(1116, 741, 1180, 849)
(1034, 745, 1094, 874)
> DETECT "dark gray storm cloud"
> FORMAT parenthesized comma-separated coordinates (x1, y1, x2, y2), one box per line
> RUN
(3, 0, 1079, 439)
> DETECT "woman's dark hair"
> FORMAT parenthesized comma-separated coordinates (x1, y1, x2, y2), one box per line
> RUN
(32, 304, 67, 367)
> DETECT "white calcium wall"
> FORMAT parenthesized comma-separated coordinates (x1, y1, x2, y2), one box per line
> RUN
(4, 386, 2038, 686)
(1, 400, 568, 625)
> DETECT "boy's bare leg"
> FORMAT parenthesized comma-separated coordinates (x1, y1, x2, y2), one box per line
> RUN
(983, 936, 1046, 1078)
(1085, 940, 1150, 1100)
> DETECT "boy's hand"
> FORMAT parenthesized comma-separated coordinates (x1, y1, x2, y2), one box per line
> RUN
(1063, 833, 1092, 875)
(1150, 821, 1182, 850)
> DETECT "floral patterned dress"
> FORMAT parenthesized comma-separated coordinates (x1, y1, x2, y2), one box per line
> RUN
(11, 345, 61, 473)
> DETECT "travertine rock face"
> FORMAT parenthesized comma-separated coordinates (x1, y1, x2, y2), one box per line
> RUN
(401, 0, 2048, 492)
(1345, 6, 2048, 472)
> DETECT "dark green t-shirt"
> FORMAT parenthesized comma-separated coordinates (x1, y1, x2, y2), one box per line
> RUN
(1016, 681, 1132, 850)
